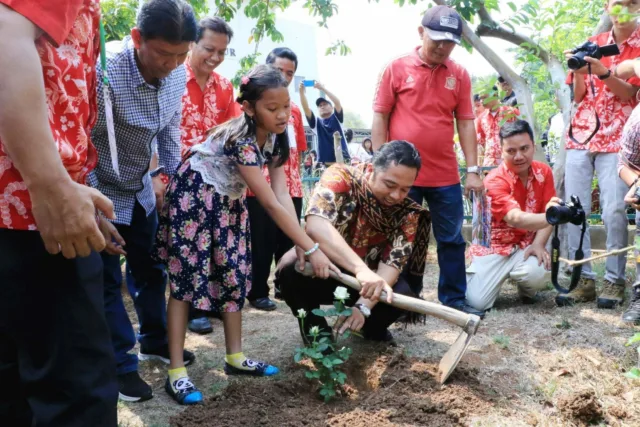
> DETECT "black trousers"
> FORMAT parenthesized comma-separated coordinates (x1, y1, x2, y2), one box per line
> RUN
(246, 196, 303, 300)
(275, 261, 416, 341)
(0, 229, 118, 427)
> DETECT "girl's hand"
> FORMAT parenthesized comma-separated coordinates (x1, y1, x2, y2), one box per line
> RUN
(308, 248, 340, 279)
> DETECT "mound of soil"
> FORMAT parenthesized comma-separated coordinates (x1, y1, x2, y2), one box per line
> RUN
(557, 390, 603, 424)
(170, 350, 495, 427)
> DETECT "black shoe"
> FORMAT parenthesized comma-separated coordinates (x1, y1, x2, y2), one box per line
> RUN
(188, 317, 213, 335)
(118, 371, 153, 402)
(223, 361, 280, 377)
(139, 345, 195, 366)
(622, 287, 640, 324)
(363, 328, 395, 344)
(520, 295, 538, 305)
(273, 290, 284, 300)
(249, 297, 277, 311)
(448, 301, 486, 319)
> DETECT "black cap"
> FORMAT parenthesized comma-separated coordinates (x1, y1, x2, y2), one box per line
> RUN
(421, 5, 463, 45)
(497, 76, 506, 83)
(316, 97, 331, 107)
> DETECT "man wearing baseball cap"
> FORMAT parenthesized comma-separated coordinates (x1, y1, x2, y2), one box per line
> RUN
(372, 5, 484, 316)
(299, 80, 350, 165)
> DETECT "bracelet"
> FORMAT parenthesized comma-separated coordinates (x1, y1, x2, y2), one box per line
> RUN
(304, 242, 320, 256)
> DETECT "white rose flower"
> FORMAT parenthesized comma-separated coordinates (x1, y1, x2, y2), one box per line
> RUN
(297, 308, 307, 318)
(333, 286, 349, 302)
(309, 326, 320, 335)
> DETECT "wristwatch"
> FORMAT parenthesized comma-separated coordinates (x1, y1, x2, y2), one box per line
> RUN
(598, 69, 612, 80)
(467, 166, 479, 174)
(355, 303, 371, 318)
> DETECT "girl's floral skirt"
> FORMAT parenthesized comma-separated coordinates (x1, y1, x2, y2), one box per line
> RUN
(153, 160, 251, 313)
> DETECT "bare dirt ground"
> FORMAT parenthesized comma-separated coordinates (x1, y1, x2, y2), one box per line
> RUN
(117, 254, 640, 427)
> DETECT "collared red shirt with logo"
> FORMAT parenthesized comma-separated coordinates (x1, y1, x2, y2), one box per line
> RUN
(373, 47, 475, 187)
(468, 161, 556, 259)
(180, 61, 241, 158)
(566, 27, 640, 153)
(476, 106, 520, 167)
(0, 0, 99, 230)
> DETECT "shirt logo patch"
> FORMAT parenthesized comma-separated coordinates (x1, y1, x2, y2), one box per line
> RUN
(445, 77, 456, 90)
(406, 75, 414, 84)
(440, 16, 459, 29)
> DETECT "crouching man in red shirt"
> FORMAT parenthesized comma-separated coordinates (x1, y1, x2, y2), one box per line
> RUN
(465, 120, 560, 313)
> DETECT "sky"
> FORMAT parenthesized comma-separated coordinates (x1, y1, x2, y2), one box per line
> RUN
(276, 0, 523, 126)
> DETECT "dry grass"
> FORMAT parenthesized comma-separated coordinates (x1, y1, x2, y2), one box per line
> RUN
(117, 255, 640, 427)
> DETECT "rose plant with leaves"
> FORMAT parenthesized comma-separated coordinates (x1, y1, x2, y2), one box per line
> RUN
(294, 286, 354, 402)
(624, 333, 640, 380)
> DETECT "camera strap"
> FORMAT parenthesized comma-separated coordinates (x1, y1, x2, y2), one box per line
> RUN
(567, 63, 601, 146)
(550, 221, 586, 294)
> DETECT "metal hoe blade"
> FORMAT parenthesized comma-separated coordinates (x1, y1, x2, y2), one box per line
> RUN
(438, 316, 480, 384)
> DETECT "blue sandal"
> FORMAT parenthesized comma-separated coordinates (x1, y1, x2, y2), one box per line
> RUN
(165, 376, 203, 405)
(224, 359, 279, 377)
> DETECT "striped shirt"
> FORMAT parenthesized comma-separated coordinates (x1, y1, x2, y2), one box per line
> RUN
(88, 37, 184, 225)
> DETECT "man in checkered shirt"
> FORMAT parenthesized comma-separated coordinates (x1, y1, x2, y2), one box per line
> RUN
(88, 0, 197, 403)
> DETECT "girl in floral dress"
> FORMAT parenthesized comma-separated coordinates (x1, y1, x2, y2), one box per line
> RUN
(154, 65, 338, 405)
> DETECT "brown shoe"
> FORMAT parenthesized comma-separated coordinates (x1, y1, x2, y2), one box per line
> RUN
(597, 280, 625, 309)
(555, 277, 596, 306)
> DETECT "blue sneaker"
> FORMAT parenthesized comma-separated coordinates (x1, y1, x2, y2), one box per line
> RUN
(224, 360, 279, 377)
(165, 376, 203, 405)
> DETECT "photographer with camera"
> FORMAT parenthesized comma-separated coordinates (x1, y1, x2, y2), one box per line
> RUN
(465, 121, 560, 313)
(609, 57, 640, 323)
(561, 0, 640, 308)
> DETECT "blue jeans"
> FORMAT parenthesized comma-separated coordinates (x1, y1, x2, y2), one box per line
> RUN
(102, 202, 167, 375)
(409, 184, 467, 306)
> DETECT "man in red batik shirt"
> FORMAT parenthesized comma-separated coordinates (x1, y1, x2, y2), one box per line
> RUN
(0, 0, 117, 425)
(561, 0, 640, 308)
(246, 47, 308, 311)
(180, 16, 241, 334)
(466, 121, 560, 313)
(180, 16, 240, 159)
(476, 86, 520, 167)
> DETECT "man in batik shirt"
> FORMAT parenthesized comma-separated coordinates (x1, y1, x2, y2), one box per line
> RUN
(465, 121, 559, 314)
(476, 87, 519, 167)
(276, 141, 430, 343)
(180, 16, 240, 334)
(180, 16, 240, 159)
(562, 0, 640, 308)
(245, 47, 307, 311)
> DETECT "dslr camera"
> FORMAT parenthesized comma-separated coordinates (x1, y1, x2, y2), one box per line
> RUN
(567, 41, 620, 70)
(546, 195, 585, 226)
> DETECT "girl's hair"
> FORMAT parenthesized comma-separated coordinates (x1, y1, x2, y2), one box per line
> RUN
(209, 64, 290, 167)
(362, 137, 373, 154)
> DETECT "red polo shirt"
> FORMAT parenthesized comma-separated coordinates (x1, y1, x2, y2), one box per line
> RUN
(373, 47, 475, 187)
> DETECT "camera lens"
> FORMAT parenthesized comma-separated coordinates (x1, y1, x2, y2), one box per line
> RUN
(546, 206, 572, 225)
(567, 56, 584, 70)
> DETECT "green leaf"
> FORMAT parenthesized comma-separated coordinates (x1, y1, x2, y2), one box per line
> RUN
(323, 358, 334, 369)
(507, 2, 517, 11)
(305, 371, 315, 379)
(312, 309, 326, 317)
(342, 330, 351, 339)
(340, 308, 353, 316)
(332, 358, 344, 365)
(317, 343, 329, 352)
(294, 353, 303, 363)
(626, 333, 640, 346)
(625, 367, 640, 380)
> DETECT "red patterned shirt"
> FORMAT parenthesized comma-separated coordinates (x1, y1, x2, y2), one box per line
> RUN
(180, 60, 240, 158)
(246, 102, 307, 198)
(476, 106, 520, 167)
(566, 27, 640, 153)
(0, 0, 99, 230)
(468, 161, 556, 259)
